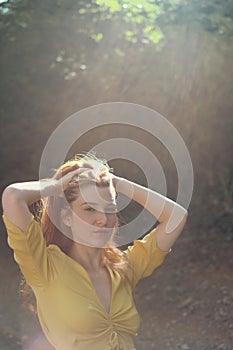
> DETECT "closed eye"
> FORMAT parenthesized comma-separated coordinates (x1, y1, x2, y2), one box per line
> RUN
(83, 204, 117, 213)
(84, 207, 95, 212)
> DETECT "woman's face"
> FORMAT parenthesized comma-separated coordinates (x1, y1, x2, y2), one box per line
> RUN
(67, 182, 118, 248)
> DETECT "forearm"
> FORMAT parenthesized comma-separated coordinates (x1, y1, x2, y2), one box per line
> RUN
(1, 180, 60, 231)
(2, 168, 80, 232)
(4, 180, 59, 206)
(3, 166, 84, 207)
(114, 176, 187, 223)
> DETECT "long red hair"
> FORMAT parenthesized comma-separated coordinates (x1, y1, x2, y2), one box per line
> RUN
(38, 153, 128, 275)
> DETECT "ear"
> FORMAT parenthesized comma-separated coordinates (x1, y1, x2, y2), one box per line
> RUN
(61, 208, 72, 227)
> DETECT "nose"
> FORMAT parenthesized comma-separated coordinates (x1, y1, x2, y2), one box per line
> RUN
(95, 210, 107, 226)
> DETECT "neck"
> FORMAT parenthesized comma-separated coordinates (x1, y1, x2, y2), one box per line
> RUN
(68, 242, 104, 272)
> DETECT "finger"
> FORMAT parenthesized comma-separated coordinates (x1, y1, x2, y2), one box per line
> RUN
(68, 168, 91, 181)
(80, 161, 94, 169)
(66, 167, 90, 177)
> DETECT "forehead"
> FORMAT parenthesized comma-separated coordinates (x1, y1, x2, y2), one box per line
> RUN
(77, 183, 116, 204)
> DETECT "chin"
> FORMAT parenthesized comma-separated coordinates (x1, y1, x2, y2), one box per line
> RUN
(78, 238, 110, 249)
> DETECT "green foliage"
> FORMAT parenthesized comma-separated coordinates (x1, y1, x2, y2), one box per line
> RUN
(198, 0, 233, 35)
(1, 0, 233, 51)
(1, 0, 233, 80)
(96, 0, 121, 13)
(94, 0, 171, 47)
(90, 32, 103, 42)
(125, 30, 137, 43)
(79, 8, 87, 14)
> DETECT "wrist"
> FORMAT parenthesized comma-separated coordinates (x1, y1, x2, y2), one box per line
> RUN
(112, 175, 120, 189)
(40, 179, 61, 198)
(112, 176, 134, 198)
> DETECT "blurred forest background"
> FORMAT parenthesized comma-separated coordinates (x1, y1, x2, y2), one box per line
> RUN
(0, 0, 233, 349)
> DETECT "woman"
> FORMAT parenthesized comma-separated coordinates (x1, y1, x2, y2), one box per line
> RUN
(2, 153, 188, 350)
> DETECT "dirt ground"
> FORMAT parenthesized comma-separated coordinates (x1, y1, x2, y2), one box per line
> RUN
(0, 211, 233, 350)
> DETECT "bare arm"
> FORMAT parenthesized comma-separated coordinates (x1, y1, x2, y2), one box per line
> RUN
(1, 168, 85, 232)
(114, 176, 188, 251)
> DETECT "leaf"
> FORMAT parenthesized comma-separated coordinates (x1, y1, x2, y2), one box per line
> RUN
(79, 8, 87, 14)
(96, 0, 121, 12)
(125, 30, 137, 43)
(146, 29, 163, 44)
(91, 33, 103, 42)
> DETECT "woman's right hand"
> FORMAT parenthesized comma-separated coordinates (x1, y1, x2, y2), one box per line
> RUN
(56, 166, 91, 193)
(1, 165, 93, 231)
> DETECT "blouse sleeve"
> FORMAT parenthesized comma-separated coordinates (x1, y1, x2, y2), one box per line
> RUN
(124, 227, 170, 289)
(2, 213, 63, 288)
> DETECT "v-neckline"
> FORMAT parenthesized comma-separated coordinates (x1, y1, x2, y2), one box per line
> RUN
(65, 253, 113, 316)
(90, 264, 113, 316)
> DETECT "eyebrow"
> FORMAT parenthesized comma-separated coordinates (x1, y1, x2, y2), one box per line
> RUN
(81, 202, 116, 207)
(81, 202, 97, 206)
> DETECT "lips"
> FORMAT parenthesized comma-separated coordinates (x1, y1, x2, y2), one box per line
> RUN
(93, 229, 111, 235)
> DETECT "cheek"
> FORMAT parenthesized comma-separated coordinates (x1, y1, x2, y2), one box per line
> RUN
(107, 213, 118, 227)
(71, 211, 93, 225)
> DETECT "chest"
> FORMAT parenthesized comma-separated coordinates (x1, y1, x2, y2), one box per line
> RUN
(40, 264, 140, 337)
(88, 268, 112, 314)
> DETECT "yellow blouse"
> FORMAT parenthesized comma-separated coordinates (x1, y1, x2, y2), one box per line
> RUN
(2, 214, 169, 350)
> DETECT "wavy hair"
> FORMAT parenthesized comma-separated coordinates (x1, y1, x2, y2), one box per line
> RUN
(39, 152, 128, 275)
(21, 153, 130, 313)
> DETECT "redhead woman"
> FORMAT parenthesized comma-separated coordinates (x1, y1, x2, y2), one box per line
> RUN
(2, 153, 188, 350)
